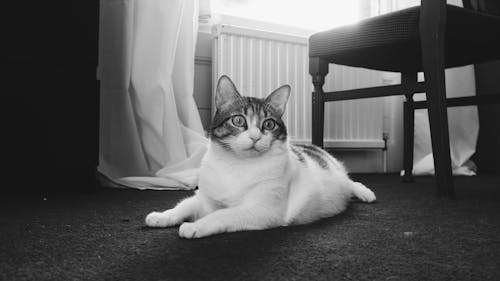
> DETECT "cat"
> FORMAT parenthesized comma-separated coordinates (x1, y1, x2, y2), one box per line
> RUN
(145, 75, 376, 239)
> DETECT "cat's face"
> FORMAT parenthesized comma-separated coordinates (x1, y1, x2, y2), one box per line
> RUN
(210, 75, 290, 158)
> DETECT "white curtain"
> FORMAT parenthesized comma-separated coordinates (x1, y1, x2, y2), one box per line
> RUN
(377, 0, 479, 175)
(98, 0, 208, 189)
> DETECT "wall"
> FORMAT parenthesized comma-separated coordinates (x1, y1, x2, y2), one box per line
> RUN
(194, 31, 213, 131)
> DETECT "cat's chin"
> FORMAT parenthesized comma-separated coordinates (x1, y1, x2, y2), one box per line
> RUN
(236, 147, 267, 157)
(241, 141, 288, 157)
(235, 143, 286, 158)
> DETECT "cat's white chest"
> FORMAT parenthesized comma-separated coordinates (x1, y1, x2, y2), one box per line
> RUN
(198, 149, 288, 207)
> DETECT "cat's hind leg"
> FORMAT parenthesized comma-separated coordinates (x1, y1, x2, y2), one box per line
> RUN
(145, 195, 203, 228)
(350, 181, 376, 203)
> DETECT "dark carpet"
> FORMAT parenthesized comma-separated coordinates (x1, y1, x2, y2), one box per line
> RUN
(1, 174, 500, 281)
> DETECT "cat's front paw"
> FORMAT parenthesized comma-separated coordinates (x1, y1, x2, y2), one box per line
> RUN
(145, 211, 178, 228)
(179, 222, 212, 239)
(361, 189, 376, 203)
(179, 222, 200, 239)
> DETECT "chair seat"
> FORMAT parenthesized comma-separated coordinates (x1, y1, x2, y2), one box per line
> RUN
(309, 5, 500, 72)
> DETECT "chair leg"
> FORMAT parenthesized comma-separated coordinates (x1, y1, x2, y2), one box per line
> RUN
(402, 71, 417, 183)
(421, 35, 455, 199)
(309, 57, 329, 148)
(425, 78, 454, 198)
(403, 96, 415, 182)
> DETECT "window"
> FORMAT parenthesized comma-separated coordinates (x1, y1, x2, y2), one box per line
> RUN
(212, 0, 363, 33)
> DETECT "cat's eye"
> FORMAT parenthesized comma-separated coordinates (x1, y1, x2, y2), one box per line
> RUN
(231, 115, 246, 127)
(262, 119, 276, 131)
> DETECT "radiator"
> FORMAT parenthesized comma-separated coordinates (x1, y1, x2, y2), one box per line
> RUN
(212, 24, 385, 149)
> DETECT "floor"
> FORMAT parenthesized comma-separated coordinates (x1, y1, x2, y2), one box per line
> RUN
(1, 174, 499, 281)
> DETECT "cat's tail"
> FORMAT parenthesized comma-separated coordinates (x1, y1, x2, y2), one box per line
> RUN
(350, 181, 376, 203)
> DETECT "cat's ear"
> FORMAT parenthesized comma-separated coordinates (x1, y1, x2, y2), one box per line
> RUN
(265, 85, 291, 117)
(215, 75, 241, 110)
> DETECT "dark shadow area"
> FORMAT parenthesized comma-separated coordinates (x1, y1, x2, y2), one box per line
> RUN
(1, 0, 100, 193)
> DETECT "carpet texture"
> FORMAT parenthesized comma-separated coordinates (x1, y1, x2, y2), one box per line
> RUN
(1, 174, 499, 281)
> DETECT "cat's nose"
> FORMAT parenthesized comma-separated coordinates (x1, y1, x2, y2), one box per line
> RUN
(248, 128, 262, 142)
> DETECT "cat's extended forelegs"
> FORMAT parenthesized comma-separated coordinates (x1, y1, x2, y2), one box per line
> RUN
(145, 196, 203, 228)
(179, 204, 281, 239)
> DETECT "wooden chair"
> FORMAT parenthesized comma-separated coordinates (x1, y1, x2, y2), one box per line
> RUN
(308, 0, 500, 198)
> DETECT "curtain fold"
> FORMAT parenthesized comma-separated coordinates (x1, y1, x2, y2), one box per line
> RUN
(98, 0, 208, 190)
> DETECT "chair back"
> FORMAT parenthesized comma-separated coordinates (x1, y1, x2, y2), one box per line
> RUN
(463, 0, 500, 15)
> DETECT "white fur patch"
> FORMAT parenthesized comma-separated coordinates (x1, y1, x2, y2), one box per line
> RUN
(145, 138, 376, 238)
